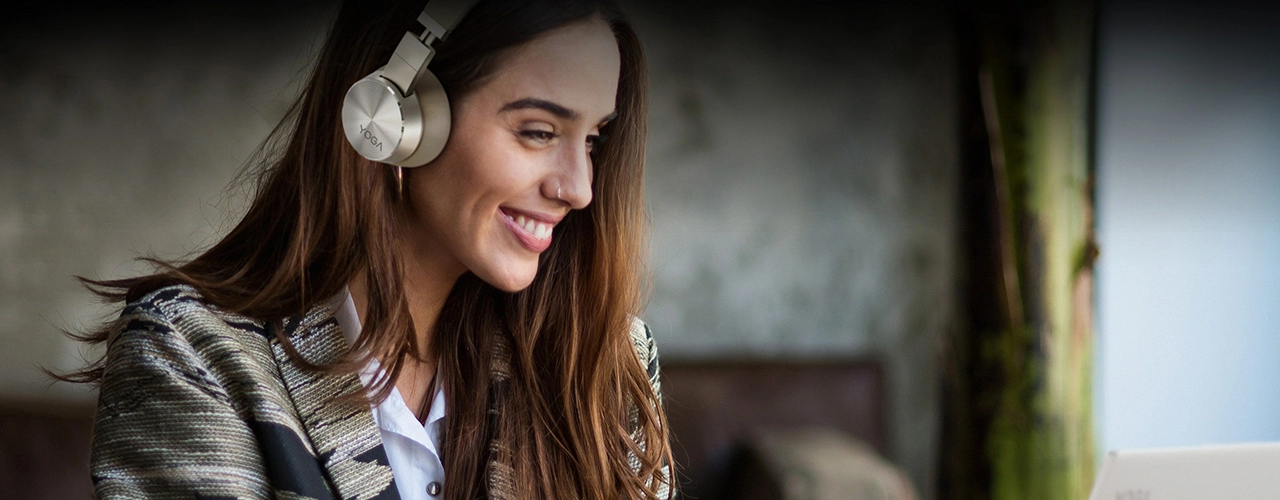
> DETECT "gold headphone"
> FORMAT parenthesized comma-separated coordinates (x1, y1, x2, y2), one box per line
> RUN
(340, 0, 478, 167)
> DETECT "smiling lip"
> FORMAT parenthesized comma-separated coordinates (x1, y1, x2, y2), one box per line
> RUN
(498, 207, 561, 253)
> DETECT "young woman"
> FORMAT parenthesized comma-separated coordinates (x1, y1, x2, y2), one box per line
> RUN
(65, 0, 674, 498)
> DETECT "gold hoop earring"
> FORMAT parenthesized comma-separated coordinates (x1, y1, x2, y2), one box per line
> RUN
(394, 165, 404, 201)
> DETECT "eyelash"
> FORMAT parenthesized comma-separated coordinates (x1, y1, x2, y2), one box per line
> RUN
(518, 130, 609, 153)
(520, 130, 557, 142)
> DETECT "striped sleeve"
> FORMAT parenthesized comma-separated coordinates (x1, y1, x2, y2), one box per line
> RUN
(628, 317, 675, 499)
(91, 302, 271, 499)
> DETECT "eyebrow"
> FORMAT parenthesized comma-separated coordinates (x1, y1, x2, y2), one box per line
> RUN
(499, 97, 618, 124)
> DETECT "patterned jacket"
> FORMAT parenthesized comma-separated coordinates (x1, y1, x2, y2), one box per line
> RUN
(90, 284, 667, 499)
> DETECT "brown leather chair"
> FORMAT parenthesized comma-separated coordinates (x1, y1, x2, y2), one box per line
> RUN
(661, 358, 889, 499)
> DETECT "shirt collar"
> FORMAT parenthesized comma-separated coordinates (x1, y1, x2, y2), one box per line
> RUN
(334, 285, 448, 427)
(335, 285, 362, 348)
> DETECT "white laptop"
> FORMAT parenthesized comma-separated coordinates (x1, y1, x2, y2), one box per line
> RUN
(1088, 442, 1280, 500)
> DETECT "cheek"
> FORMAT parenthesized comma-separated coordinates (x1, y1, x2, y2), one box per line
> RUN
(421, 109, 549, 285)
(445, 101, 545, 207)
(464, 150, 524, 198)
(442, 134, 542, 252)
(459, 139, 543, 209)
(426, 139, 503, 209)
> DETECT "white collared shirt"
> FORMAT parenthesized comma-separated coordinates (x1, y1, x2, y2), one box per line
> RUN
(334, 286, 447, 499)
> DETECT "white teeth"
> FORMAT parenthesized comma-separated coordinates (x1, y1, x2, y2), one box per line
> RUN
(507, 211, 553, 240)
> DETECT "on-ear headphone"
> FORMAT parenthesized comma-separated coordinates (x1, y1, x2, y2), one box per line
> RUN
(341, 0, 479, 167)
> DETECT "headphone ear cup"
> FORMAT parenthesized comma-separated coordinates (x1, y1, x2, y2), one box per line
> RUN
(398, 70, 452, 167)
(341, 71, 424, 165)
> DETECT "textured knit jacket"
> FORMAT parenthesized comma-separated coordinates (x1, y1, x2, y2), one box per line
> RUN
(90, 284, 667, 499)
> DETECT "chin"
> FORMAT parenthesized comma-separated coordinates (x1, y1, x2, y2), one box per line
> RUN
(476, 259, 540, 293)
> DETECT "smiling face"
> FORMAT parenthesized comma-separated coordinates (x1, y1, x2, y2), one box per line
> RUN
(398, 16, 621, 292)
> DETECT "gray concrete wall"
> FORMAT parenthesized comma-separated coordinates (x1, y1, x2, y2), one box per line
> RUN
(633, 4, 957, 496)
(0, 2, 957, 497)
(0, 4, 332, 403)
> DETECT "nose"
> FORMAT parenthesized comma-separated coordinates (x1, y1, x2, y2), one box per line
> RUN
(544, 139, 594, 209)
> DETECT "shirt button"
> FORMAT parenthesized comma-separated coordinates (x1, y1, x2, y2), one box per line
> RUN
(427, 481, 442, 496)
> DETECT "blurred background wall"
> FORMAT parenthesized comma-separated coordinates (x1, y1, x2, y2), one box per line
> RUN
(0, 0, 958, 497)
(0, 3, 333, 402)
(635, 4, 957, 496)
(1095, 0, 1280, 453)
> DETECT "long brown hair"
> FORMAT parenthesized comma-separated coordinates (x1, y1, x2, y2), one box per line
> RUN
(61, 0, 673, 497)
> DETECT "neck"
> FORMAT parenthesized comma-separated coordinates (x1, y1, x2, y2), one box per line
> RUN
(347, 222, 467, 361)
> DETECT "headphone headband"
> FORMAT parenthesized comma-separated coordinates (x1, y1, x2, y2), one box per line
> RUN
(380, 0, 478, 95)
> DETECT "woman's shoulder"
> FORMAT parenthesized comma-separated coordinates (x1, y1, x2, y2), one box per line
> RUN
(120, 283, 269, 336)
(627, 316, 661, 382)
(121, 282, 205, 321)
(109, 283, 274, 369)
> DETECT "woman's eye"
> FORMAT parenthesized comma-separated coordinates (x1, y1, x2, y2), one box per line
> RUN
(519, 130, 556, 143)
